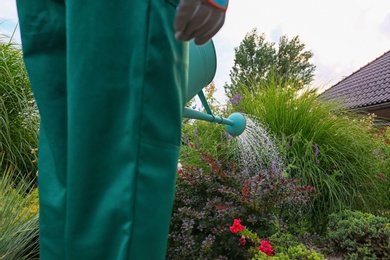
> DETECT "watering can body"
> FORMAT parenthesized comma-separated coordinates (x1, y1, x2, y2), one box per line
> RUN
(186, 40, 217, 102)
(184, 40, 246, 137)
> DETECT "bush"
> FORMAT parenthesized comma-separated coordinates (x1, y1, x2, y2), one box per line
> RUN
(228, 220, 325, 259)
(167, 146, 316, 259)
(326, 210, 390, 259)
(252, 244, 325, 260)
(181, 118, 232, 170)
(232, 81, 388, 231)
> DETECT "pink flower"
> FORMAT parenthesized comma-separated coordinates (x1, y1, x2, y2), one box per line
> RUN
(259, 240, 274, 256)
(229, 219, 245, 233)
(239, 236, 246, 246)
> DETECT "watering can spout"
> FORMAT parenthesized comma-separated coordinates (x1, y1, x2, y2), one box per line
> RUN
(184, 40, 246, 137)
(183, 108, 246, 137)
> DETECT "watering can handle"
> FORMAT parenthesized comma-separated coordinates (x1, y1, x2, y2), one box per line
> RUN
(197, 91, 212, 115)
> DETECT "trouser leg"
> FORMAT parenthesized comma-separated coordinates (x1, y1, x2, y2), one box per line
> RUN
(18, 0, 187, 259)
(16, 1, 67, 259)
(65, 1, 187, 258)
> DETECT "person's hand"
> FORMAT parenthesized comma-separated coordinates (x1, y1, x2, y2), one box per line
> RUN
(174, 0, 228, 45)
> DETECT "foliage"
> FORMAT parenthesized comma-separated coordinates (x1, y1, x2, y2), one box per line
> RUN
(167, 146, 316, 259)
(229, 219, 275, 257)
(181, 81, 235, 169)
(252, 244, 325, 260)
(225, 28, 316, 99)
(326, 210, 390, 259)
(232, 81, 389, 232)
(181, 119, 232, 170)
(0, 165, 39, 259)
(252, 232, 325, 259)
(229, 220, 325, 260)
(0, 38, 39, 177)
(374, 126, 390, 213)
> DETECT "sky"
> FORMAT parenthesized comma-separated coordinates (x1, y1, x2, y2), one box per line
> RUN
(1, 0, 390, 103)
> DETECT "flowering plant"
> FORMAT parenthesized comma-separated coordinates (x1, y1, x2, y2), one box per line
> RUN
(258, 240, 274, 256)
(229, 219, 275, 257)
(229, 219, 245, 233)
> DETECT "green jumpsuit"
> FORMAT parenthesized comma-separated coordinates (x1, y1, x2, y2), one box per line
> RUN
(16, 0, 187, 259)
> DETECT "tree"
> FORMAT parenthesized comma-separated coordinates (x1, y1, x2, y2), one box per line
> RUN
(276, 35, 315, 87)
(225, 29, 316, 99)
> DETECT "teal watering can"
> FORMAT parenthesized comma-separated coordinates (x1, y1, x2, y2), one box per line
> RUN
(184, 40, 246, 137)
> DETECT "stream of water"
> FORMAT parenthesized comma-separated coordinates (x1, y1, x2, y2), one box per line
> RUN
(231, 115, 284, 176)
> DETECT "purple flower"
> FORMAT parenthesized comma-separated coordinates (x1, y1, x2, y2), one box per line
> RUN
(230, 93, 242, 106)
(183, 134, 189, 145)
(314, 144, 319, 157)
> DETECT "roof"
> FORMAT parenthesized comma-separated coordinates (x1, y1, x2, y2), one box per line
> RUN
(321, 50, 390, 109)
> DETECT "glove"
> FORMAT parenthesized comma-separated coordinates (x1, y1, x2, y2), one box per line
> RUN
(174, 0, 228, 45)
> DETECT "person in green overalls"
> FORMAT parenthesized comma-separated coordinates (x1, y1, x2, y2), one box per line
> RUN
(16, 0, 228, 259)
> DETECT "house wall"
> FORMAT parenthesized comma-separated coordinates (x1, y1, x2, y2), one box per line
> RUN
(364, 106, 390, 124)
(366, 107, 390, 120)
(352, 104, 390, 125)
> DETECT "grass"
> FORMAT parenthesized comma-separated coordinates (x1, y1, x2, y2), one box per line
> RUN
(0, 34, 40, 259)
(0, 37, 39, 177)
(231, 81, 388, 230)
(0, 164, 39, 259)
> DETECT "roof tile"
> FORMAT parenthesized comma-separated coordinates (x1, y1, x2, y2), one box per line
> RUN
(322, 50, 390, 109)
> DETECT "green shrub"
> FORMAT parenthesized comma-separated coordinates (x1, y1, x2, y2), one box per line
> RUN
(168, 146, 316, 259)
(181, 118, 232, 169)
(252, 244, 325, 260)
(232, 81, 387, 231)
(230, 225, 325, 259)
(269, 232, 304, 253)
(326, 210, 390, 259)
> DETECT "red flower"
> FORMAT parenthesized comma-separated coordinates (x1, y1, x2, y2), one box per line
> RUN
(239, 236, 246, 246)
(259, 240, 274, 256)
(229, 219, 245, 233)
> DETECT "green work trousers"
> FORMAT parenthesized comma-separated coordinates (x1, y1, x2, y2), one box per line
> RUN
(16, 0, 187, 259)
